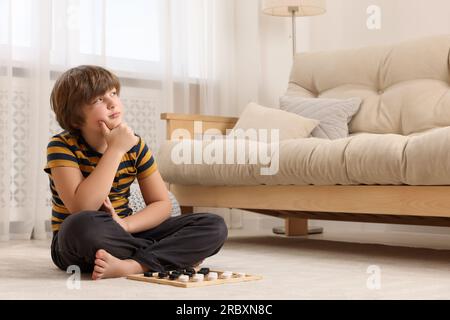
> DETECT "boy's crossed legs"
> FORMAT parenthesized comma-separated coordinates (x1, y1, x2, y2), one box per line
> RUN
(51, 211, 228, 280)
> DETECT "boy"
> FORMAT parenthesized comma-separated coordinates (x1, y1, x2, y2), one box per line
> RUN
(44, 65, 227, 280)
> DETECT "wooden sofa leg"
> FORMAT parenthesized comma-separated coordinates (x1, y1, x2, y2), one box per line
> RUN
(284, 217, 308, 236)
(180, 206, 194, 215)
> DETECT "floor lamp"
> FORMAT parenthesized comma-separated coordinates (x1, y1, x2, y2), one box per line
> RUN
(261, 0, 327, 235)
(262, 0, 327, 57)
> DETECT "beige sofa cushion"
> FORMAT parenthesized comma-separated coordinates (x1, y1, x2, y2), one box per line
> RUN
(230, 102, 319, 141)
(157, 127, 450, 186)
(287, 35, 450, 135)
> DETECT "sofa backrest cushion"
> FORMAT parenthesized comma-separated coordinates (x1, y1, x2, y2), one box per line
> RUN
(287, 35, 450, 135)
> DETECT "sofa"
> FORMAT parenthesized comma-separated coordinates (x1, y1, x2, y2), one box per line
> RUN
(157, 35, 450, 236)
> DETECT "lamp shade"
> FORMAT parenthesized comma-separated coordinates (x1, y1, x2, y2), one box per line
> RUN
(262, 0, 326, 17)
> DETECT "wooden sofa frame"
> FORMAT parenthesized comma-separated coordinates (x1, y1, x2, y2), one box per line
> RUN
(161, 113, 450, 236)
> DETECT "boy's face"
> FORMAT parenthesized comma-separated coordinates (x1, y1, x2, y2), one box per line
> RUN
(80, 88, 124, 133)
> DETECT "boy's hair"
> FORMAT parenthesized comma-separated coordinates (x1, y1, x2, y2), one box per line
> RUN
(50, 65, 121, 134)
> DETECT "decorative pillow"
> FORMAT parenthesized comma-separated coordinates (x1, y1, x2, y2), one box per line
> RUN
(129, 182, 181, 217)
(280, 96, 362, 140)
(230, 102, 319, 141)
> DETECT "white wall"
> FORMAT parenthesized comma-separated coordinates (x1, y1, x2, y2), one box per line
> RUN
(235, 0, 290, 112)
(309, 0, 450, 52)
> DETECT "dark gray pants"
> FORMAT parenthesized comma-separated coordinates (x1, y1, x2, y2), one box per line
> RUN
(51, 211, 228, 273)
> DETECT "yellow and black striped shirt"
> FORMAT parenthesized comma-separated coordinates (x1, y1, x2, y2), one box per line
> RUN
(44, 131, 157, 233)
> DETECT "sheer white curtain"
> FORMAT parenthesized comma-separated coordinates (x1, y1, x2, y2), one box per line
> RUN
(0, 0, 239, 240)
(0, 0, 52, 241)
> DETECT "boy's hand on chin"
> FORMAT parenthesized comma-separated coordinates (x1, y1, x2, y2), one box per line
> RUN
(99, 121, 139, 153)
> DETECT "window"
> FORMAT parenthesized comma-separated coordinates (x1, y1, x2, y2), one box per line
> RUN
(0, 0, 32, 47)
(79, 0, 160, 62)
(1, 0, 201, 79)
(50, 0, 161, 74)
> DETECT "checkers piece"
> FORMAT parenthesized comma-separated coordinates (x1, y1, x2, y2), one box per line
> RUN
(183, 271, 194, 277)
(185, 268, 196, 274)
(198, 268, 210, 275)
(220, 271, 232, 279)
(192, 274, 204, 282)
(178, 275, 189, 282)
(169, 273, 180, 281)
(207, 272, 218, 281)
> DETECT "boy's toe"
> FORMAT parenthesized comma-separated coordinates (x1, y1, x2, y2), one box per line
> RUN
(94, 265, 104, 273)
(95, 258, 107, 268)
(92, 271, 102, 280)
(96, 249, 108, 259)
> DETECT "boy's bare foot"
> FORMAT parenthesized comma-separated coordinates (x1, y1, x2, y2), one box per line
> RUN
(92, 249, 147, 280)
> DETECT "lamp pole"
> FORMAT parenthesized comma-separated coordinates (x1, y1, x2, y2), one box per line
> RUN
(288, 6, 298, 57)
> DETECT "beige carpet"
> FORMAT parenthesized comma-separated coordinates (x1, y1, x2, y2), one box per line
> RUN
(1, 230, 449, 300)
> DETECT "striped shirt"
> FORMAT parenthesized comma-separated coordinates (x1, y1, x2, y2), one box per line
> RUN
(44, 131, 157, 233)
